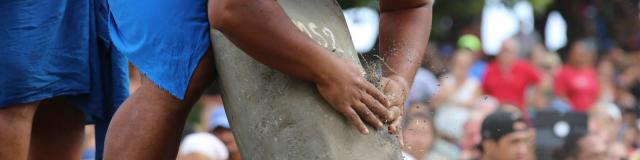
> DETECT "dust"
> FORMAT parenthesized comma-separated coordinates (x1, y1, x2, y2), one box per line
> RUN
(357, 52, 401, 90)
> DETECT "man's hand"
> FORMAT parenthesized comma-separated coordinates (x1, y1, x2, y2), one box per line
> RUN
(380, 75, 409, 134)
(316, 59, 392, 135)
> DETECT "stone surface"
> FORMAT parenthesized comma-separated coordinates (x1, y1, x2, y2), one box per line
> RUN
(210, 0, 401, 159)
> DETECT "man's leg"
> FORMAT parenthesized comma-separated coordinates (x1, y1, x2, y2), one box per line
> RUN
(0, 102, 39, 159)
(28, 97, 85, 160)
(104, 50, 216, 160)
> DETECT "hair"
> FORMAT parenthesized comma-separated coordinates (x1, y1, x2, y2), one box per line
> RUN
(552, 131, 589, 160)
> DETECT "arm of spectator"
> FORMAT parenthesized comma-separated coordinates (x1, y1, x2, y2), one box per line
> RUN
(528, 63, 548, 109)
(531, 83, 547, 110)
(209, 0, 391, 135)
(378, 0, 433, 134)
(618, 67, 639, 88)
(461, 85, 483, 108)
(430, 78, 453, 108)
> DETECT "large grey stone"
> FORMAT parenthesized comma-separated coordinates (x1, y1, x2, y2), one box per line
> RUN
(211, 0, 401, 159)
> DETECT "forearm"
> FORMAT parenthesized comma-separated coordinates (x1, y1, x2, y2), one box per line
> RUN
(210, 0, 339, 84)
(378, 1, 432, 85)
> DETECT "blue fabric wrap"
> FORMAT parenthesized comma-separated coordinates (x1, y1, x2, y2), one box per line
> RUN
(108, 0, 211, 99)
(0, 0, 129, 159)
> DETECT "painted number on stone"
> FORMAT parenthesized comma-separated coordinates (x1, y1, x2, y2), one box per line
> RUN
(292, 20, 344, 53)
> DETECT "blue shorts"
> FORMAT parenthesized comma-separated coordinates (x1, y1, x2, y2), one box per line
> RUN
(0, 0, 128, 159)
(108, 0, 211, 99)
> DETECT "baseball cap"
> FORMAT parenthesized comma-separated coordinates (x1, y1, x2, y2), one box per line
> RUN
(209, 106, 231, 130)
(178, 132, 229, 159)
(457, 34, 481, 53)
(481, 111, 528, 141)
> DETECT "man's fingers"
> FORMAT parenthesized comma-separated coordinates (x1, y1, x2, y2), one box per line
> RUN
(361, 93, 392, 121)
(388, 115, 402, 134)
(352, 101, 384, 129)
(387, 106, 403, 133)
(341, 106, 369, 135)
(389, 106, 402, 118)
(361, 81, 390, 107)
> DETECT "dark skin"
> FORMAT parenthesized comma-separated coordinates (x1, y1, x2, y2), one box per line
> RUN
(0, 98, 86, 160)
(210, 0, 391, 134)
(105, 51, 217, 160)
(104, 0, 431, 159)
(379, 0, 433, 133)
(210, 0, 431, 134)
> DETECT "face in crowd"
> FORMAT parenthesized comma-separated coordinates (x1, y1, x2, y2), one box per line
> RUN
(212, 128, 240, 160)
(569, 40, 596, 67)
(570, 134, 607, 160)
(482, 121, 531, 160)
(403, 116, 434, 159)
(497, 38, 520, 66)
(480, 111, 533, 160)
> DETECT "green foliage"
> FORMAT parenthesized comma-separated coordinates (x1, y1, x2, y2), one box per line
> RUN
(530, 0, 553, 16)
(431, 0, 485, 42)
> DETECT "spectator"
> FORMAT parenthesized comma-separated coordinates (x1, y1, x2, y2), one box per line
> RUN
(623, 51, 640, 101)
(607, 142, 628, 160)
(432, 49, 482, 109)
(461, 111, 491, 160)
(589, 102, 623, 144)
(529, 49, 564, 112)
(617, 93, 638, 128)
(402, 103, 435, 160)
(553, 132, 607, 160)
(404, 68, 439, 109)
(431, 107, 468, 160)
(209, 107, 241, 160)
(597, 59, 616, 103)
(478, 111, 533, 160)
(622, 127, 638, 152)
(428, 49, 481, 160)
(554, 40, 600, 112)
(177, 132, 229, 160)
(199, 85, 224, 131)
(483, 38, 541, 117)
(82, 125, 96, 160)
(457, 34, 487, 81)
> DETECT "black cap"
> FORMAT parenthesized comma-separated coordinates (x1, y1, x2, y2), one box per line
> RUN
(481, 111, 528, 141)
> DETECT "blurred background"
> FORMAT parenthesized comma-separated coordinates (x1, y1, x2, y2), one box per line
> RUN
(338, 0, 640, 159)
(81, 0, 640, 159)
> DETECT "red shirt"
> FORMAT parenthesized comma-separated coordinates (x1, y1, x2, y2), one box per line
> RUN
(482, 60, 541, 109)
(554, 65, 599, 112)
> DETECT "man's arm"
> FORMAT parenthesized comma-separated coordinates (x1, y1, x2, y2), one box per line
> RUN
(208, 0, 391, 134)
(378, 0, 433, 133)
(379, 0, 433, 82)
